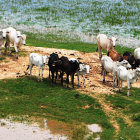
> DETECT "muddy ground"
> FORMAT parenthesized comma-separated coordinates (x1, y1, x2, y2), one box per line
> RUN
(0, 45, 140, 95)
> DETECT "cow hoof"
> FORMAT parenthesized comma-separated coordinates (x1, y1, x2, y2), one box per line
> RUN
(102, 80, 105, 83)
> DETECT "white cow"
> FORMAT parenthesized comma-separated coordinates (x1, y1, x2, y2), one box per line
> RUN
(117, 66, 140, 96)
(134, 48, 140, 59)
(101, 56, 131, 88)
(134, 48, 140, 67)
(2, 27, 26, 58)
(77, 63, 90, 88)
(97, 34, 117, 59)
(28, 53, 49, 81)
(69, 58, 90, 88)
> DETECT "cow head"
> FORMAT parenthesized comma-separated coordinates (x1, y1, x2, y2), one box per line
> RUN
(136, 68, 140, 77)
(111, 37, 117, 47)
(43, 55, 49, 65)
(2, 29, 7, 39)
(21, 34, 26, 45)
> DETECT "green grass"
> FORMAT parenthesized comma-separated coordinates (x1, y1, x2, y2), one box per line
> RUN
(105, 88, 140, 140)
(0, 57, 6, 61)
(26, 32, 97, 53)
(0, 77, 114, 139)
(25, 32, 135, 54)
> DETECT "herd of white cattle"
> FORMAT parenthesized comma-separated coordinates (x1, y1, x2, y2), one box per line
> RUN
(0, 27, 140, 96)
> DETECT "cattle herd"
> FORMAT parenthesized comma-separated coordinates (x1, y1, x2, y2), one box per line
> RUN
(0, 27, 140, 96)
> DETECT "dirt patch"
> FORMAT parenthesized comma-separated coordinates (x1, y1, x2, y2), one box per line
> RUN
(1, 45, 140, 94)
(47, 120, 73, 138)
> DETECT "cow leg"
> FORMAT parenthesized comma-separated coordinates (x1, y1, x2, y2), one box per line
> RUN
(101, 65, 103, 75)
(127, 81, 131, 96)
(83, 74, 86, 88)
(102, 69, 106, 83)
(116, 78, 119, 87)
(8, 44, 11, 55)
(29, 64, 33, 78)
(51, 71, 54, 83)
(41, 67, 44, 81)
(118, 78, 121, 93)
(98, 46, 102, 59)
(113, 71, 116, 88)
(61, 72, 64, 86)
(67, 74, 69, 88)
(121, 80, 123, 90)
(4, 42, 8, 54)
(71, 73, 74, 88)
(55, 70, 58, 84)
(14, 43, 18, 59)
(38, 66, 41, 81)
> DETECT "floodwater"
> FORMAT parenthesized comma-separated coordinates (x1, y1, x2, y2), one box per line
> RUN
(0, 0, 139, 47)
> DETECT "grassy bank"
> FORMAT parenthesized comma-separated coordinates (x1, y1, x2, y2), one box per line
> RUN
(26, 32, 135, 54)
(0, 77, 139, 139)
(0, 77, 114, 139)
(105, 88, 140, 140)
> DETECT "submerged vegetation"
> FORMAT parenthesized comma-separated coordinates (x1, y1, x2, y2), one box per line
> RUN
(0, 0, 139, 41)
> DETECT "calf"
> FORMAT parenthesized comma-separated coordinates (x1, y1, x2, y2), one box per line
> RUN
(59, 56, 79, 88)
(27, 53, 49, 81)
(77, 63, 90, 88)
(117, 66, 140, 96)
(48, 53, 60, 83)
(69, 58, 90, 88)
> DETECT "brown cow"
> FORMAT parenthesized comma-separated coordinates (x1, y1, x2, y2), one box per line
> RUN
(107, 48, 123, 62)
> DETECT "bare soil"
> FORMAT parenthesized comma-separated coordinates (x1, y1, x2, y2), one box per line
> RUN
(0, 45, 140, 94)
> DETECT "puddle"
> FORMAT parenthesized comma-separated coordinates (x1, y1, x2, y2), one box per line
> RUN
(0, 119, 68, 140)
